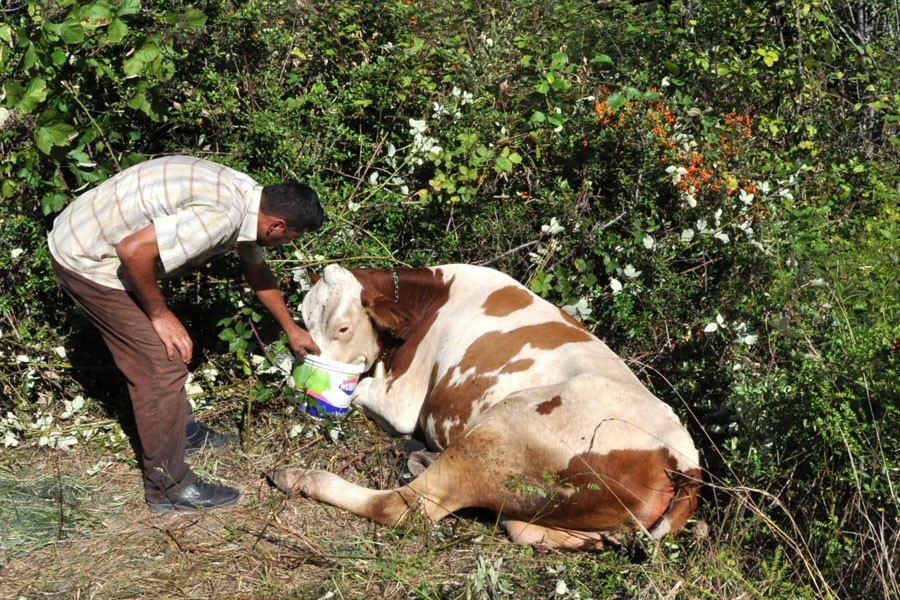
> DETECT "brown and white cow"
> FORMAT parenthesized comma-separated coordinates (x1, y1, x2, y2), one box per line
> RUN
(272, 264, 701, 550)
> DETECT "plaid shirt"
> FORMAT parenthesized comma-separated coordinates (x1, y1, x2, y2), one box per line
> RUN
(48, 156, 265, 290)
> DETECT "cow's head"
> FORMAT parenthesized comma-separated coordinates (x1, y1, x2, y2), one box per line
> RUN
(301, 264, 411, 369)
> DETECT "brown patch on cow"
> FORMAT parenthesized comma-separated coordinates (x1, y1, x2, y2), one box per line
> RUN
(497, 448, 689, 532)
(425, 367, 499, 449)
(482, 285, 534, 317)
(502, 358, 534, 374)
(421, 322, 592, 448)
(536, 395, 562, 415)
(352, 267, 453, 384)
(463, 322, 593, 374)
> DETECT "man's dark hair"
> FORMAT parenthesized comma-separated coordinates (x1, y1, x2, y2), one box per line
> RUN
(261, 181, 325, 233)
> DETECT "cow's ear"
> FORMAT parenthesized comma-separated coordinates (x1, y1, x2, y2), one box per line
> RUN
(362, 293, 414, 331)
(308, 268, 320, 284)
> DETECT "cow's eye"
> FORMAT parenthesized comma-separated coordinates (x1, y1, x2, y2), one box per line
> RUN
(338, 326, 351, 335)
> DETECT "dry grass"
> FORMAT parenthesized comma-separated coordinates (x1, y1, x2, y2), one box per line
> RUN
(0, 410, 560, 599)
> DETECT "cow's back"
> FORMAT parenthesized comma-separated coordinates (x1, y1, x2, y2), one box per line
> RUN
(405, 266, 679, 453)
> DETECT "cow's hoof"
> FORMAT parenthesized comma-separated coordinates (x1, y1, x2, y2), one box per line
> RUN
(268, 468, 299, 495)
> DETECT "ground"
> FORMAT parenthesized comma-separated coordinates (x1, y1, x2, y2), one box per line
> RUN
(0, 406, 707, 600)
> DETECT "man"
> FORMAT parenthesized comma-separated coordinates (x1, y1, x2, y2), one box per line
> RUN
(47, 155, 324, 512)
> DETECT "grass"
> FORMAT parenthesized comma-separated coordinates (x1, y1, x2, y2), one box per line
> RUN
(1, 397, 896, 599)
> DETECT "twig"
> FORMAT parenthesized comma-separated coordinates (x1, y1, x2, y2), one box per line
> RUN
(476, 240, 539, 267)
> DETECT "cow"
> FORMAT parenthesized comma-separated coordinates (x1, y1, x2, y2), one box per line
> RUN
(271, 264, 701, 550)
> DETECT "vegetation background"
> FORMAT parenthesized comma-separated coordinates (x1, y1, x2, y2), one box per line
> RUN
(1, 0, 898, 597)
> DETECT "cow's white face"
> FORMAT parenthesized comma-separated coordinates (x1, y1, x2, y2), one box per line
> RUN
(301, 264, 380, 368)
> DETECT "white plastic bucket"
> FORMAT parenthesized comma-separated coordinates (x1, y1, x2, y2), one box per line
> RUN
(291, 355, 364, 418)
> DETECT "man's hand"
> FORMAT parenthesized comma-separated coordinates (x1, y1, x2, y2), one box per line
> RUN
(286, 324, 321, 357)
(241, 258, 321, 356)
(117, 224, 191, 361)
(151, 310, 193, 363)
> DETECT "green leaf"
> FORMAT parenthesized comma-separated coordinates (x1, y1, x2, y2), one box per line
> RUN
(106, 18, 129, 43)
(82, 2, 112, 28)
(590, 54, 613, 65)
(23, 43, 39, 70)
(606, 93, 627, 111)
(35, 121, 78, 154)
(122, 40, 160, 76)
(549, 52, 568, 71)
(17, 77, 48, 113)
(60, 17, 85, 44)
(184, 8, 207, 28)
(116, 0, 141, 17)
(41, 192, 68, 215)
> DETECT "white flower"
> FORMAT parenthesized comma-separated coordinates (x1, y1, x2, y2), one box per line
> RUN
(4, 430, 19, 448)
(738, 332, 759, 345)
(714, 231, 730, 244)
(289, 422, 305, 439)
(54, 346, 67, 359)
(556, 580, 569, 595)
(368, 171, 379, 186)
(201, 366, 220, 382)
(408, 118, 427, 135)
(681, 229, 695, 242)
(623, 264, 642, 278)
(562, 297, 592, 321)
(705, 313, 726, 333)
(11, 248, 24, 259)
(541, 217, 565, 235)
(739, 188, 755, 205)
(642, 234, 655, 250)
(610, 278, 623, 295)
(56, 435, 78, 450)
(15, 354, 29, 364)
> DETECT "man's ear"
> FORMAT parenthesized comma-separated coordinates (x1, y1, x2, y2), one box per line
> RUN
(267, 218, 287, 235)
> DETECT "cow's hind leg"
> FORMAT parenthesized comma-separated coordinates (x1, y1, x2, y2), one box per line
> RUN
(501, 519, 620, 550)
(271, 445, 485, 527)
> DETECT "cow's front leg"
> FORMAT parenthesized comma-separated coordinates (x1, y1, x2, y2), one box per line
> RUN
(351, 376, 419, 435)
(270, 467, 427, 527)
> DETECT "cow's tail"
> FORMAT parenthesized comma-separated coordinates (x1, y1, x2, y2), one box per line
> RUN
(647, 467, 702, 539)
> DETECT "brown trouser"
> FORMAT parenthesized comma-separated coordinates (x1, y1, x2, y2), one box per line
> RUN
(51, 256, 197, 502)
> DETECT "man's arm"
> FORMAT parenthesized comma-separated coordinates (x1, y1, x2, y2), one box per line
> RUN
(116, 224, 194, 363)
(241, 259, 321, 356)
